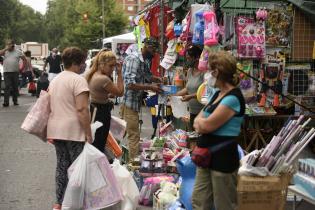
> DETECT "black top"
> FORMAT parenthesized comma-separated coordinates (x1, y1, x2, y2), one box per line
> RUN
(197, 88, 245, 173)
(46, 55, 62, 73)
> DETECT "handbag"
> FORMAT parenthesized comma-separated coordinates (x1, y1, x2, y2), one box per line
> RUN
(191, 140, 234, 168)
(28, 82, 36, 94)
(21, 90, 50, 142)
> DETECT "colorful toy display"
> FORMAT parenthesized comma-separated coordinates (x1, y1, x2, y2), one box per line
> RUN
(235, 16, 266, 59)
(192, 11, 204, 45)
(203, 10, 219, 46)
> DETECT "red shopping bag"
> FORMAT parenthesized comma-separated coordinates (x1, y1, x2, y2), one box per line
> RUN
(28, 82, 36, 94)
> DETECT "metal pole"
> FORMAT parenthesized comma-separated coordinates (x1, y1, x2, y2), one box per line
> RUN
(102, 0, 105, 39)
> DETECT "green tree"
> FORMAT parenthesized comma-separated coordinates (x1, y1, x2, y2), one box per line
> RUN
(45, 0, 128, 50)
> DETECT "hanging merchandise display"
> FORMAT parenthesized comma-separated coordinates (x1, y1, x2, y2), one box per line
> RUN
(237, 61, 256, 100)
(192, 11, 205, 45)
(203, 10, 219, 46)
(235, 16, 266, 59)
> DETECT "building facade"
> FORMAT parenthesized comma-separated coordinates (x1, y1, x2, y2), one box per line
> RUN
(116, 0, 153, 21)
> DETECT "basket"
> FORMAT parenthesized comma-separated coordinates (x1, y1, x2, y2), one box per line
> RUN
(237, 173, 292, 210)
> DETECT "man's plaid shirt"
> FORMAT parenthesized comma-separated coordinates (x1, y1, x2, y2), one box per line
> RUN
(122, 51, 152, 112)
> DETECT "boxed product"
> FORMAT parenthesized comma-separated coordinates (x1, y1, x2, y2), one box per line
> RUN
(237, 173, 291, 210)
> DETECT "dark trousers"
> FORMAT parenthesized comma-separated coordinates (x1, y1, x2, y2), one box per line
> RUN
(90, 102, 112, 154)
(20, 71, 33, 88)
(3, 72, 19, 105)
(54, 140, 84, 204)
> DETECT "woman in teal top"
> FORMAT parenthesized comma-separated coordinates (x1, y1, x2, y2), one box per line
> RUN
(192, 51, 245, 210)
(175, 45, 204, 130)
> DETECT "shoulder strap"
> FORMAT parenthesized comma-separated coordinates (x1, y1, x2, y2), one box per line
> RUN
(225, 88, 245, 117)
(209, 140, 234, 152)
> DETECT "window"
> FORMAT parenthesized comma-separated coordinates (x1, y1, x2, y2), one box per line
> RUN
(127, 6, 133, 11)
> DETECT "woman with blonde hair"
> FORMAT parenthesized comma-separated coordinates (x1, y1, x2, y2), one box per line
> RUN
(86, 49, 124, 157)
(192, 51, 245, 210)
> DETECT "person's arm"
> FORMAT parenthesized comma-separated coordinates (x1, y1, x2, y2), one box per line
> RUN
(75, 92, 93, 143)
(182, 93, 197, 101)
(193, 104, 236, 134)
(174, 87, 188, 96)
(151, 75, 163, 83)
(0, 46, 8, 56)
(124, 57, 162, 93)
(105, 63, 124, 96)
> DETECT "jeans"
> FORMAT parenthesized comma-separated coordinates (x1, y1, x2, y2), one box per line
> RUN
(3, 72, 19, 105)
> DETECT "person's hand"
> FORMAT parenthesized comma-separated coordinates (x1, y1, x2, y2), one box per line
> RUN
(86, 135, 93, 144)
(150, 84, 163, 93)
(181, 95, 192, 102)
(181, 116, 190, 123)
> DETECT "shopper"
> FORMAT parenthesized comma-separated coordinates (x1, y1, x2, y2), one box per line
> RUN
(43, 48, 62, 82)
(175, 45, 204, 130)
(86, 50, 124, 158)
(0, 39, 26, 107)
(192, 51, 245, 210)
(47, 47, 92, 210)
(20, 50, 35, 89)
(121, 37, 163, 163)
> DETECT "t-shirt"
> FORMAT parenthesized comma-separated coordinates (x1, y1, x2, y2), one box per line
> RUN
(186, 69, 204, 114)
(47, 71, 89, 142)
(46, 55, 62, 73)
(3, 49, 23, 72)
(203, 94, 243, 136)
(89, 71, 111, 104)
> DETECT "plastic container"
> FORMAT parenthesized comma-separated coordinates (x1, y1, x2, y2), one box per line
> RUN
(192, 11, 204, 45)
(203, 11, 219, 46)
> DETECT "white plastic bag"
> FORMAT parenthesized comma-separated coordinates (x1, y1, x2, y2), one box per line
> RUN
(110, 116, 126, 140)
(169, 96, 189, 118)
(62, 143, 123, 210)
(111, 159, 140, 210)
(91, 121, 103, 142)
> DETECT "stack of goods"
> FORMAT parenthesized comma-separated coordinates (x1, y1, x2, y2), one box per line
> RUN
(139, 149, 166, 177)
(293, 158, 315, 198)
(139, 176, 175, 206)
(242, 115, 315, 176)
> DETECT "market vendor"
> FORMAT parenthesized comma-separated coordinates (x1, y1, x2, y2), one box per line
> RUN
(192, 51, 245, 210)
(120, 37, 163, 163)
(174, 45, 204, 131)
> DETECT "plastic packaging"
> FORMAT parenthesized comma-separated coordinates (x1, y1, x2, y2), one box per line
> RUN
(169, 96, 189, 119)
(62, 143, 123, 210)
(110, 116, 127, 140)
(203, 10, 219, 46)
(198, 48, 209, 71)
(192, 11, 204, 45)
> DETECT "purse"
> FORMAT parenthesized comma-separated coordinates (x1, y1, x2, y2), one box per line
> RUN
(21, 90, 50, 142)
(191, 140, 234, 168)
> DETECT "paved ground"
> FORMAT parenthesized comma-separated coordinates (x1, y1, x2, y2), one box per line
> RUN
(0, 90, 314, 210)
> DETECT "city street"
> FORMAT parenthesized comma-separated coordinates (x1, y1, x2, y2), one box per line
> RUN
(0, 90, 314, 210)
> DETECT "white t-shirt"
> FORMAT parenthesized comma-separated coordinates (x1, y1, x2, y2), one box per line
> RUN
(47, 71, 89, 142)
(3, 49, 23, 72)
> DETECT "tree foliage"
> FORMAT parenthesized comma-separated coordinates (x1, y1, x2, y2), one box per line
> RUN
(45, 0, 128, 50)
(0, 0, 128, 50)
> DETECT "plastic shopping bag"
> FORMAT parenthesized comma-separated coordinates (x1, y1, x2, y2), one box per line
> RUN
(62, 143, 123, 210)
(110, 116, 126, 140)
(91, 121, 103, 142)
(111, 159, 140, 210)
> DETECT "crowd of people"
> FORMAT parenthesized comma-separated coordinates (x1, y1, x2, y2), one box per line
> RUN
(1, 37, 245, 210)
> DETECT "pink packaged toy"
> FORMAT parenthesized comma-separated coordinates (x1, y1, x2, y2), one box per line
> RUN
(203, 10, 219, 46)
(198, 48, 209, 71)
(235, 16, 266, 59)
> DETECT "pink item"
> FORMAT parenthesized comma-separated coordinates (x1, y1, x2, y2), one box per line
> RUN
(203, 11, 219, 46)
(21, 90, 50, 142)
(256, 8, 268, 21)
(198, 49, 209, 71)
(235, 16, 266, 58)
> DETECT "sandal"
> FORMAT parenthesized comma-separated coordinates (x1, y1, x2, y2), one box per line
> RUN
(53, 204, 61, 210)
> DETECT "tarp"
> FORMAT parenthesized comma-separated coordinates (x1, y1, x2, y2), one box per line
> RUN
(102, 32, 136, 55)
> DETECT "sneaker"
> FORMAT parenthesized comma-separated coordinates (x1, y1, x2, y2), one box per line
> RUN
(13, 102, 19, 106)
(2, 103, 9, 107)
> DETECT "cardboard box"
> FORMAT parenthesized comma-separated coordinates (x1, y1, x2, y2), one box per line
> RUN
(237, 174, 291, 210)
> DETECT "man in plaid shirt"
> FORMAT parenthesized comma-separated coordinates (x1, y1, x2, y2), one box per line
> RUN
(121, 37, 163, 162)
